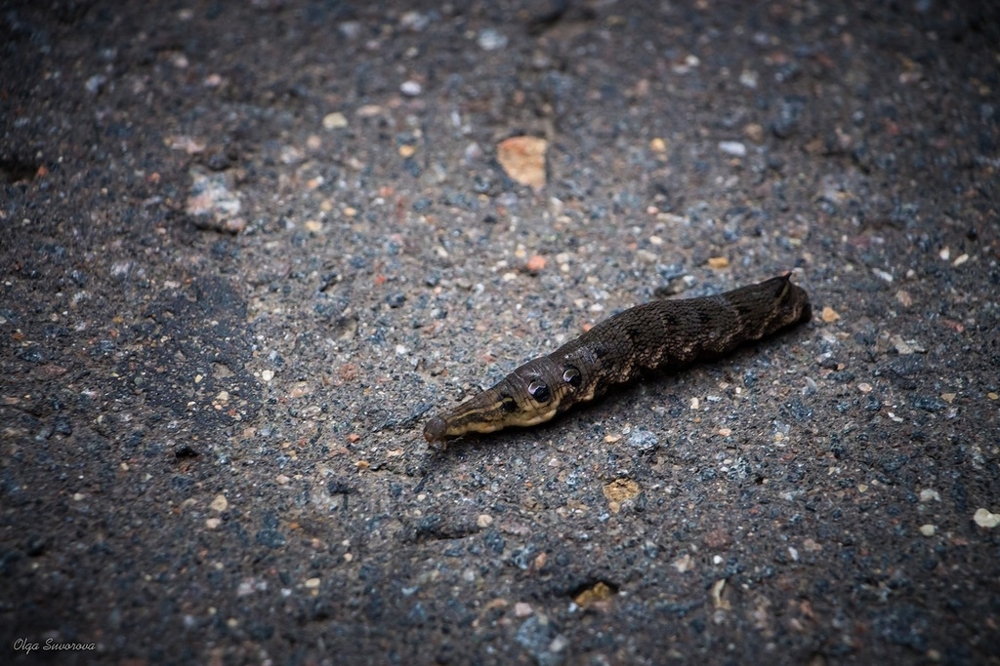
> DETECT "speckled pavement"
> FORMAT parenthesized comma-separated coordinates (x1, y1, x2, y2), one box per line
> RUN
(2, 1, 998, 664)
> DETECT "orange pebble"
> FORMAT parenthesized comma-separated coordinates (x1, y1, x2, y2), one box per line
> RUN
(526, 255, 546, 273)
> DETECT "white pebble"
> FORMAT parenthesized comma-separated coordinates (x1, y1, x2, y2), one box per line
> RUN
(85, 74, 107, 94)
(322, 112, 348, 130)
(400, 11, 429, 32)
(739, 69, 759, 88)
(477, 28, 508, 51)
(919, 489, 941, 502)
(718, 141, 747, 157)
(872, 268, 894, 283)
(974, 508, 1000, 528)
(400, 80, 422, 96)
(548, 635, 569, 653)
(338, 21, 361, 39)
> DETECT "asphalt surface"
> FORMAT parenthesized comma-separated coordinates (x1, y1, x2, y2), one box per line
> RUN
(2, 1, 999, 664)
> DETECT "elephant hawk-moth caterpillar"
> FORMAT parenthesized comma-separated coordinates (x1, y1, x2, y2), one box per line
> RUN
(424, 273, 811, 447)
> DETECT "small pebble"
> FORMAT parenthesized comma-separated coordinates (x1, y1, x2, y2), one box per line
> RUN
(872, 268, 893, 283)
(602, 479, 640, 504)
(169, 135, 207, 155)
(322, 112, 348, 129)
(85, 74, 107, 94)
(743, 122, 764, 142)
(718, 141, 747, 157)
(280, 145, 304, 165)
(497, 136, 548, 190)
(186, 169, 241, 227)
(400, 11, 429, 32)
(973, 508, 1000, 528)
(673, 553, 694, 573)
(919, 489, 941, 502)
(356, 104, 383, 118)
(710, 579, 730, 610)
(821, 306, 840, 323)
(707, 257, 730, 269)
(210, 494, 228, 512)
(891, 335, 915, 355)
(400, 80, 422, 96)
(477, 28, 508, 51)
(526, 255, 546, 273)
(514, 602, 534, 617)
(627, 428, 659, 452)
(515, 614, 559, 663)
(919, 524, 936, 537)
(338, 21, 361, 39)
(464, 142, 483, 162)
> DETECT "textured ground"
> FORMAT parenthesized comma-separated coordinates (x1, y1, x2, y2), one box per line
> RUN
(2, 1, 999, 664)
